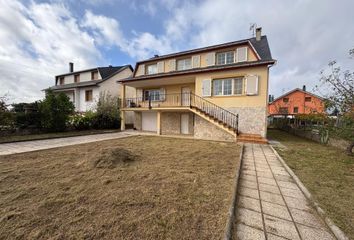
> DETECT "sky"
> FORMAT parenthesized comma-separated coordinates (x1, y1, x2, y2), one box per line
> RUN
(0, 0, 353, 103)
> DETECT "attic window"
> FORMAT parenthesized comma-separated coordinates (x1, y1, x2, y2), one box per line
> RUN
(59, 77, 64, 85)
(283, 98, 289, 103)
(305, 97, 311, 102)
(74, 74, 80, 83)
(146, 64, 158, 75)
(216, 51, 234, 65)
(91, 70, 98, 80)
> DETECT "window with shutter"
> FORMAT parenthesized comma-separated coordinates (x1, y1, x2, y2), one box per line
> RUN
(202, 79, 211, 97)
(236, 47, 248, 62)
(177, 58, 192, 70)
(245, 75, 258, 95)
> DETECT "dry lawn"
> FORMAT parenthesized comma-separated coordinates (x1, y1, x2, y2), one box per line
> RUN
(0, 136, 240, 240)
(268, 129, 354, 239)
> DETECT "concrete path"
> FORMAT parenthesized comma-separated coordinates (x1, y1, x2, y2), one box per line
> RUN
(0, 131, 148, 156)
(234, 143, 335, 240)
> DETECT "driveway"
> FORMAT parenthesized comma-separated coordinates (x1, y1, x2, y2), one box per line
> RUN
(234, 143, 335, 240)
(0, 130, 148, 155)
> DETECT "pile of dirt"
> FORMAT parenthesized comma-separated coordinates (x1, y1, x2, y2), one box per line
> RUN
(92, 148, 139, 169)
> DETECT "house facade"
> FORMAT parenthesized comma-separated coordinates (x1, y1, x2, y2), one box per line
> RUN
(268, 86, 325, 116)
(48, 63, 135, 123)
(120, 28, 275, 141)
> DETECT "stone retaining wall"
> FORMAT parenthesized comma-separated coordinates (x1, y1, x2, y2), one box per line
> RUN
(228, 106, 267, 137)
(194, 115, 234, 142)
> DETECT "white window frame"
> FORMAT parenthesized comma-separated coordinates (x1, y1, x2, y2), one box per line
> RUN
(144, 89, 161, 101)
(212, 77, 244, 96)
(177, 58, 192, 70)
(216, 51, 235, 65)
(146, 64, 158, 75)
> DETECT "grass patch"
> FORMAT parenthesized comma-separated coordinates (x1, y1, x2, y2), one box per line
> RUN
(0, 129, 120, 143)
(268, 129, 354, 239)
(0, 136, 240, 239)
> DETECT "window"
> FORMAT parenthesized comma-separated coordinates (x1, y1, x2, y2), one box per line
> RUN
(59, 77, 64, 85)
(74, 74, 80, 83)
(91, 71, 98, 80)
(305, 97, 311, 102)
(85, 90, 93, 102)
(213, 78, 243, 96)
(144, 89, 161, 101)
(146, 64, 158, 75)
(293, 107, 299, 113)
(177, 58, 192, 70)
(283, 98, 289, 103)
(279, 107, 288, 114)
(216, 51, 235, 65)
(234, 77, 243, 95)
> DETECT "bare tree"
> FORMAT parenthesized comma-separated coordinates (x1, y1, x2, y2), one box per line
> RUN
(317, 49, 354, 154)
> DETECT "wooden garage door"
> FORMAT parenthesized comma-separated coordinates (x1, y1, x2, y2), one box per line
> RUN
(142, 112, 157, 132)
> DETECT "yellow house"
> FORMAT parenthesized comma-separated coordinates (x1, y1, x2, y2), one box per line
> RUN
(119, 28, 276, 142)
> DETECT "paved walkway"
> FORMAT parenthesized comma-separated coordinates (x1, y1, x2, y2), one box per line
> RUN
(0, 131, 146, 155)
(234, 144, 335, 240)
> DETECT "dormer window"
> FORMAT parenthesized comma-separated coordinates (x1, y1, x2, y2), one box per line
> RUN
(146, 64, 158, 75)
(216, 51, 235, 65)
(74, 74, 80, 83)
(59, 77, 64, 85)
(91, 70, 98, 80)
(177, 58, 192, 70)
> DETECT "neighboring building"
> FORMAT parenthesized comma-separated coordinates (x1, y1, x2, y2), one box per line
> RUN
(119, 28, 276, 142)
(268, 86, 325, 116)
(47, 63, 134, 113)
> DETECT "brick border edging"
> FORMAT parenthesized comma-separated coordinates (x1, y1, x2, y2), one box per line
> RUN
(269, 145, 349, 240)
(224, 143, 244, 240)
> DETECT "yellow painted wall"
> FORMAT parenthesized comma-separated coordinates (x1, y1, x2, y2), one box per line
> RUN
(195, 66, 269, 108)
(135, 44, 258, 76)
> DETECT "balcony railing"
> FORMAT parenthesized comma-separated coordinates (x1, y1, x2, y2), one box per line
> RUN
(122, 92, 238, 133)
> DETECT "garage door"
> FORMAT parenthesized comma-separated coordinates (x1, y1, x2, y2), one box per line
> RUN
(142, 112, 157, 132)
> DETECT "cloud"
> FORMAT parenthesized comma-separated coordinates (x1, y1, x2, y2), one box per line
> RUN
(0, 0, 101, 102)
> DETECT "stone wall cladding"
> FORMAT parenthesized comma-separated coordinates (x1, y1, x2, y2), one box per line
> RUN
(161, 112, 194, 135)
(228, 107, 267, 137)
(134, 111, 142, 130)
(194, 115, 235, 142)
(161, 112, 181, 135)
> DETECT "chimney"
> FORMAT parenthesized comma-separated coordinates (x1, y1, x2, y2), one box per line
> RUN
(256, 27, 262, 41)
(69, 62, 74, 73)
(302, 85, 306, 91)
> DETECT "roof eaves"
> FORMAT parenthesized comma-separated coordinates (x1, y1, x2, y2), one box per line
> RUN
(120, 60, 275, 83)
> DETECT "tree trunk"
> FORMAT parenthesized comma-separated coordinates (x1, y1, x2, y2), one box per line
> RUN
(347, 141, 354, 156)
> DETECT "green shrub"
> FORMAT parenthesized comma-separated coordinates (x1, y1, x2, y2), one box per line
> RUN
(39, 90, 74, 132)
(93, 93, 120, 129)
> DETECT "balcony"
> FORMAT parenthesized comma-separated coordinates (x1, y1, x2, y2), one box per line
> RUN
(122, 93, 192, 110)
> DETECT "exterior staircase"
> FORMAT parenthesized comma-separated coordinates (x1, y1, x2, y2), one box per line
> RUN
(189, 93, 238, 139)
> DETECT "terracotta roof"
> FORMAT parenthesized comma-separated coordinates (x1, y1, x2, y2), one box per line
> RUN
(270, 88, 324, 104)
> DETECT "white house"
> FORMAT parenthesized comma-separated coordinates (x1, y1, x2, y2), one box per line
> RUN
(47, 63, 135, 123)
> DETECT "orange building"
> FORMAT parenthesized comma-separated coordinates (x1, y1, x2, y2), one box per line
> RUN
(268, 86, 325, 115)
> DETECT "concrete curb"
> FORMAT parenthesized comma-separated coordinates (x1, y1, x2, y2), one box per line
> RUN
(224, 143, 244, 240)
(269, 145, 349, 240)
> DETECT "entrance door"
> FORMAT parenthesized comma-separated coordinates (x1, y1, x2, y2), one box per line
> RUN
(181, 87, 191, 106)
(142, 112, 157, 132)
(181, 113, 189, 134)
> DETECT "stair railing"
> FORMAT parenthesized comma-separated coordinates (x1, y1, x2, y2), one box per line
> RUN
(190, 93, 239, 134)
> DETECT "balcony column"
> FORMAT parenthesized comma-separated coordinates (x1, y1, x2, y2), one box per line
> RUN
(120, 84, 126, 131)
(157, 111, 161, 135)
